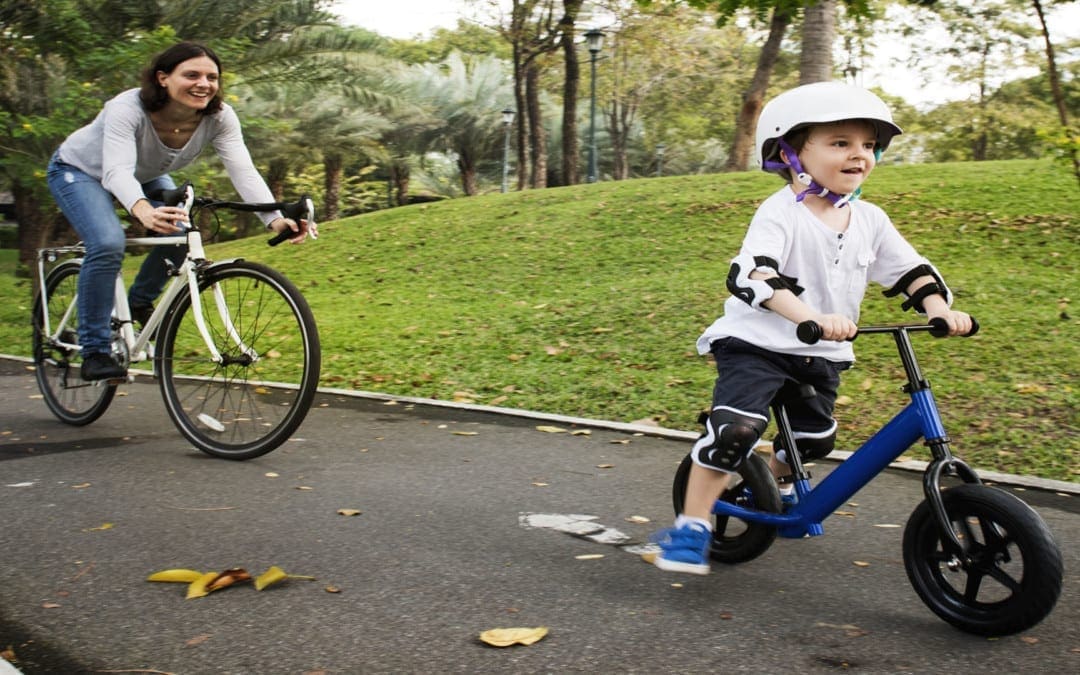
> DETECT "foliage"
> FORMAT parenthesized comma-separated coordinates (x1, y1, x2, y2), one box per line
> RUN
(2, 159, 1074, 480)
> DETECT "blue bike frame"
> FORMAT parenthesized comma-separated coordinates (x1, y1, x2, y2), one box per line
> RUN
(712, 324, 979, 547)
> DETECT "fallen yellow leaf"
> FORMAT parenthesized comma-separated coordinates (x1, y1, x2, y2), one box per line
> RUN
(147, 569, 204, 583)
(206, 568, 251, 591)
(852, 561, 871, 567)
(575, 554, 604, 560)
(254, 566, 288, 591)
(186, 572, 219, 599)
(337, 508, 362, 516)
(536, 425, 566, 433)
(479, 626, 549, 647)
(254, 566, 317, 591)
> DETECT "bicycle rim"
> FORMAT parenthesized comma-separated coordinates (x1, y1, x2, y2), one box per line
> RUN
(157, 261, 320, 459)
(32, 259, 116, 425)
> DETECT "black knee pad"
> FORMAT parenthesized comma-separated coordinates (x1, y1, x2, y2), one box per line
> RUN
(773, 426, 837, 464)
(691, 407, 768, 472)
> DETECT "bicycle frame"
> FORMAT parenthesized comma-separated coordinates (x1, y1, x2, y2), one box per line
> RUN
(713, 325, 980, 553)
(36, 216, 253, 373)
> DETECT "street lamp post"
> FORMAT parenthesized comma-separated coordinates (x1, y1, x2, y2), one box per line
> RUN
(501, 107, 515, 193)
(655, 143, 666, 177)
(584, 28, 604, 184)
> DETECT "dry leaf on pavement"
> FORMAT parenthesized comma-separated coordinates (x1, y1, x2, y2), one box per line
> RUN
(479, 626, 549, 647)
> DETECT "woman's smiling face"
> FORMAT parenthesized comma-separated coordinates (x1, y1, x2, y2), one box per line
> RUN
(156, 55, 220, 111)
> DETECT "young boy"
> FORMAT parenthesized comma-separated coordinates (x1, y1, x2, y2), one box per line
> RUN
(654, 81, 973, 575)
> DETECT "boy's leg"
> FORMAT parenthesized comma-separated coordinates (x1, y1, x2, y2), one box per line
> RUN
(768, 356, 849, 501)
(654, 339, 782, 575)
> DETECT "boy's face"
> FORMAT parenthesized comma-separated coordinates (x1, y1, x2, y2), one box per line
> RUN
(790, 120, 878, 196)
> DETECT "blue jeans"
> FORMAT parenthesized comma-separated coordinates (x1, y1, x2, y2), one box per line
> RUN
(46, 155, 186, 354)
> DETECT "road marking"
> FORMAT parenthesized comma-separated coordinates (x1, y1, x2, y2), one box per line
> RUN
(518, 512, 661, 556)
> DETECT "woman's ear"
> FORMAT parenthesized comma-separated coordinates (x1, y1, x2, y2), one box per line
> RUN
(156, 70, 168, 87)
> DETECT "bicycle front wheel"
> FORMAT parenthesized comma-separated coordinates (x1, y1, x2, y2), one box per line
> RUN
(903, 484, 1062, 636)
(32, 259, 117, 425)
(156, 261, 320, 460)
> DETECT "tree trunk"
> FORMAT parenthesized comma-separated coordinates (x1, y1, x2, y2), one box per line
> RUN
(513, 44, 530, 191)
(559, 1, 583, 186)
(457, 150, 478, 196)
(267, 158, 288, 201)
(324, 153, 342, 221)
(391, 160, 411, 206)
(526, 62, 547, 189)
(14, 181, 51, 273)
(1030, 0, 1079, 185)
(800, 0, 836, 84)
(725, 8, 791, 172)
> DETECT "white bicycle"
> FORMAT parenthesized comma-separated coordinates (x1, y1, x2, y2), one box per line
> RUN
(32, 183, 321, 460)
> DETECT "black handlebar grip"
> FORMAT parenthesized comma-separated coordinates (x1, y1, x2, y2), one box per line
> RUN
(929, 316, 980, 338)
(267, 228, 292, 247)
(796, 320, 822, 344)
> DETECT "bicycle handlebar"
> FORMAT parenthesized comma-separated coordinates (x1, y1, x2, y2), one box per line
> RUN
(146, 182, 316, 246)
(796, 317, 980, 344)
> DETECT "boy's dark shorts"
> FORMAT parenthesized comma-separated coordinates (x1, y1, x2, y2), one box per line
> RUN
(708, 337, 852, 435)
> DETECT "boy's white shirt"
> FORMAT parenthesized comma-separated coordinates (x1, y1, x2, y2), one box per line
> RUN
(697, 187, 933, 362)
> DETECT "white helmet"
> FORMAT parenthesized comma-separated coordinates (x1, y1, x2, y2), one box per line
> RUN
(755, 81, 902, 171)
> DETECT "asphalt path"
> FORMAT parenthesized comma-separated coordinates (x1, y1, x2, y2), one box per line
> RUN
(1, 357, 1077, 674)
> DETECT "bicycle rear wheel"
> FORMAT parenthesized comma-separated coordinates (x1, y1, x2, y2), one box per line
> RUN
(672, 451, 780, 563)
(156, 260, 320, 460)
(32, 259, 117, 425)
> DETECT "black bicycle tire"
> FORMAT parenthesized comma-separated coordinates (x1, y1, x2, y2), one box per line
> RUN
(32, 259, 116, 425)
(902, 484, 1063, 636)
(156, 260, 320, 460)
(672, 451, 781, 564)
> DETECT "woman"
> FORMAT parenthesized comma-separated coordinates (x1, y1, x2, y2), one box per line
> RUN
(47, 41, 307, 380)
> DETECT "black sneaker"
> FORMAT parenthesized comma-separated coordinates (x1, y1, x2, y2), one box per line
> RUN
(81, 352, 126, 381)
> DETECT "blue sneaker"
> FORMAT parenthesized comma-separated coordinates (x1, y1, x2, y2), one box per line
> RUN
(652, 523, 711, 575)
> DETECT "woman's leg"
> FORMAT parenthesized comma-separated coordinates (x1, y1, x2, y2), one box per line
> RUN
(46, 158, 126, 357)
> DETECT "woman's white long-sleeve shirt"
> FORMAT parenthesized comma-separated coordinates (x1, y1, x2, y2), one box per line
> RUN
(57, 89, 279, 224)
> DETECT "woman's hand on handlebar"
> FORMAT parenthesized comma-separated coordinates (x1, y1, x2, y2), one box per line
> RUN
(268, 216, 309, 244)
(926, 309, 974, 337)
(132, 200, 187, 234)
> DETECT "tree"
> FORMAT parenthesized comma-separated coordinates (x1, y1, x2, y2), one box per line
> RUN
(502, 0, 563, 189)
(558, 0, 586, 185)
(1028, 0, 1079, 184)
(799, 0, 836, 84)
(403, 53, 515, 195)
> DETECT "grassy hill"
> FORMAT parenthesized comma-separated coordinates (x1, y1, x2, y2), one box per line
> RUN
(2, 159, 1076, 480)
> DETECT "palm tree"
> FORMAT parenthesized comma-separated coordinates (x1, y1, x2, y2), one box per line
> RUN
(403, 53, 515, 196)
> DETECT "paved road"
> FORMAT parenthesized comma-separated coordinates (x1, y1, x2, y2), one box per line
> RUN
(1, 357, 1077, 674)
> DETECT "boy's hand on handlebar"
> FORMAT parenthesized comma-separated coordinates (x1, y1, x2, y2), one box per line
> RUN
(811, 313, 858, 342)
(268, 217, 308, 244)
(926, 309, 973, 337)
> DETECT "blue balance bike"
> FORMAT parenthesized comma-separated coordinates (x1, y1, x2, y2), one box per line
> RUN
(672, 319, 1063, 636)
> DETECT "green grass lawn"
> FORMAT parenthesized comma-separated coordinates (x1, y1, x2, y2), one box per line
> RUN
(2, 159, 1076, 480)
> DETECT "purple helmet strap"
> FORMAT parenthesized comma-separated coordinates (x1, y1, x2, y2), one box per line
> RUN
(770, 139, 855, 208)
